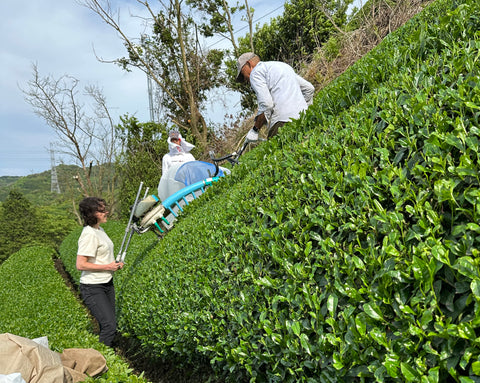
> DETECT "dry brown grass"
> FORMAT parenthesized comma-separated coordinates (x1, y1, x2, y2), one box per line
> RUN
(305, 0, 433, 90)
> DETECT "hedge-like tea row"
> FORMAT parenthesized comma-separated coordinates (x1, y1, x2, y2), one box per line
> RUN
(0, 245, 149, 383)
(59, 0, 480, 381)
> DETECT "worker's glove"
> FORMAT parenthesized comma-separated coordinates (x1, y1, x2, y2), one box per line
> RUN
(246, 127, 259, 141)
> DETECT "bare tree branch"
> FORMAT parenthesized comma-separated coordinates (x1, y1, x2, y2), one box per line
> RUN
(244, 0, 254, 52)
(80, 0, 186, 114)
(21, 63, 119, 207)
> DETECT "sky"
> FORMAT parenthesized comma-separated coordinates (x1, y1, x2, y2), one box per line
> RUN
(0, 0, 361, 177)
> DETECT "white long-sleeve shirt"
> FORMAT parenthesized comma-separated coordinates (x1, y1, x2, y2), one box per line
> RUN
(249, 61, 314, 127)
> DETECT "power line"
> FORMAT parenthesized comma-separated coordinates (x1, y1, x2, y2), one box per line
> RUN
(207, 4, 285, 49)
(0, 156, 50, 160)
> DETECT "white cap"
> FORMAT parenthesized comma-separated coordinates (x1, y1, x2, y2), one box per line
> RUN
(236, 52, 257, 82)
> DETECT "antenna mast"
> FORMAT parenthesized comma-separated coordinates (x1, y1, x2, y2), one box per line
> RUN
(147, 74, 155, 122)
(50, 143, 61, 194)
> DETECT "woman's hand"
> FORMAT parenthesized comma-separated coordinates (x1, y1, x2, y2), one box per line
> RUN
(107, 261, 124, 271)
(113, 261, 124, 271)
(77, 255, 124, 272)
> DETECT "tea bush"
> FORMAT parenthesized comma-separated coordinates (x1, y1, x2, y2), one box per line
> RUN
(58, 0, 480, 381)
(0, 245, 149, 383)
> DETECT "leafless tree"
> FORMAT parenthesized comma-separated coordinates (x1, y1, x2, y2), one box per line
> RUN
(22, 63, 119, 211)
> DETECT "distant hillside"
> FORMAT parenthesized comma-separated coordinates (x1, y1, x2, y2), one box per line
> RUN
(0, 176, 21, 191)
(0, 164, 82, 204)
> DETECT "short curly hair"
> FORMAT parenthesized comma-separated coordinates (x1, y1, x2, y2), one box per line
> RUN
(79, 197, 106, 227)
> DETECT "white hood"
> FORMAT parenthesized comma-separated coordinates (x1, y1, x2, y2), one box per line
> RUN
(167, 133, 195, 155)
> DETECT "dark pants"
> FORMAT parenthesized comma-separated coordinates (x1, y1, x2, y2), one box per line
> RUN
(80, 280, 117, 347)
(267, 121, 286, 138)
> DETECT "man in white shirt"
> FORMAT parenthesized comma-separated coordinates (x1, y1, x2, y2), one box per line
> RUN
(236, 52, 315, 140)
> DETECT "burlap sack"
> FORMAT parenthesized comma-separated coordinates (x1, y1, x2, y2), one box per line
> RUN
(61, 348, 108, 382)
(0, 334, 107, 383)
(0, 333, 65, 383)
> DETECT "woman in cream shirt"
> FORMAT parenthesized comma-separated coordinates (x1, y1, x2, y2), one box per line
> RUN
(76, 197, 123, 347)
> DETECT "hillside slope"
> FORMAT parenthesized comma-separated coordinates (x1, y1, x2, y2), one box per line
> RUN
(0, 164, 82, 203)
(58, 0, 480, 381)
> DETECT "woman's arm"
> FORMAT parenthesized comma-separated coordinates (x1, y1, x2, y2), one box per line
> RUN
(76, 255, 123, 271)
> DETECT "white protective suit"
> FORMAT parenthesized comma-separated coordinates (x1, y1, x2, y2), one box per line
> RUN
(161, 134, 195, 175)
(158, 134, 196, 201)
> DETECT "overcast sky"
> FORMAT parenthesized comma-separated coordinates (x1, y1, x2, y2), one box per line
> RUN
(0, 0, 360, 177)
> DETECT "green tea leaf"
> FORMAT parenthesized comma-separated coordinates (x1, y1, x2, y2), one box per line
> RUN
(355, 314, 367, 336)
(328, 294, 338, 316)
(401, 362, 419, 382)
(434, 179, 457, 203)
(453, 257, 479, 279)
(465, 101, 480, 110)
(291, 320, 301, 337)
(364, 302, 384, 321)
(471, 278, 480, 299)
(458, 323, 476, 340)
(472, 361, 480, 375)
(431, 244, 450, 266)
(299, 333, 312, 355)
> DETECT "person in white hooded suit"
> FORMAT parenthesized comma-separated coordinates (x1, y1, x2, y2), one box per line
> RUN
(162, 131, 196, 174)
(158, 131, 196, 201)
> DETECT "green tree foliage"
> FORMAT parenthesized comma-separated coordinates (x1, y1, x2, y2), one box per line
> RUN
(0, 190, 41, 262)
(36, 205, 78, 249)
(239, 0, 352, 66)
(186, 0, 247, 56)
(141, 7, 225, 148)
(82, 0, 256, 154)
(0, 172, 50, 203)
(0, 176, 20, 189)
(115, 116, 170, 217)
(85, 0, 225, 149)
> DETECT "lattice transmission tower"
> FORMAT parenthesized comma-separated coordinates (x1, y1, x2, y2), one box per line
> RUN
(50, 143, 61, 194)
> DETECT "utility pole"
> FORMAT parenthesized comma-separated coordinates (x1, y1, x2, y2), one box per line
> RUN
(50, 143, 61, 194)
(147, 73, 155, 122)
